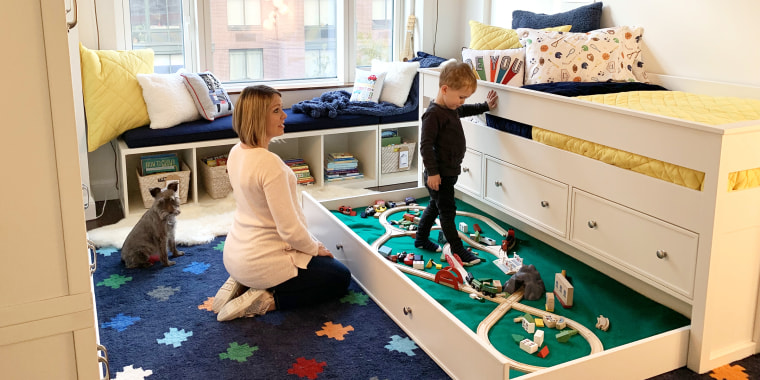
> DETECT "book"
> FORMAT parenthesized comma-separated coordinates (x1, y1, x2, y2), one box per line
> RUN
(201, 154, 228, 167)
(141, 153, 180, 176)
(327, 153, 356, 161)
(325, 174, 364, 182)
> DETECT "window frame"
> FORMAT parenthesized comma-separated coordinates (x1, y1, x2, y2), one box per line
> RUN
(143, 0, 404, 91)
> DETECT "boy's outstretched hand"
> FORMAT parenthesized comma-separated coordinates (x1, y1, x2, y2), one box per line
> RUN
(486, 90, 498, 110)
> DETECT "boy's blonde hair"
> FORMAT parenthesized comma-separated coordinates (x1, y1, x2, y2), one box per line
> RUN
(439, 61, 478, 92)
(232, 85, 282, 147)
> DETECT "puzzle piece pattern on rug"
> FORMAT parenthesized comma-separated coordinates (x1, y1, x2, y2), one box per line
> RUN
(287, 357, 326, 380)
(316, 321, 354, 341)
(709, 363, 748, 380)
(147, 285, 180, 301)
(98, 247, 118, 257)
(101, 313, 141, 332)
(385, 335, 419, 356)
(97, 274, 132, 289)
(94, 236, 449, 379)
(113, 364, 153, 380)
(219, 342, 259, 363)
(183, 261, 211, 274)
(199, 297, 214, 311)
(157, 327, 193, 348)
(340, 290, 369, 305)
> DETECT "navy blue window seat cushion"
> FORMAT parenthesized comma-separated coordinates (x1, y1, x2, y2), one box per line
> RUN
(120, 109, 419, 149)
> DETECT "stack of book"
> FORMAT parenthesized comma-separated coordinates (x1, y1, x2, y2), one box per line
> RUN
(201, 154, 228, 167)
(284, 158, 315, 185)
(325, 152, 363, 182)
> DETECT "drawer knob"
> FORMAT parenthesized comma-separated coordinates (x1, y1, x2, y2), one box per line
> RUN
(494, 181, 503, 187)
(540, 200, 549, 208)
(335, 244, 344, 250)
(403, 306, 412, 315)
(656, 250, 668, 259)
(462, 167, 469, 173)
(587, 220, 597, 229)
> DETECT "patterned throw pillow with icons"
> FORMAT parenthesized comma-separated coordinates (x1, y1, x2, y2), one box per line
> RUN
(518, 26, 646, 85)
(349, 69, 387, 103)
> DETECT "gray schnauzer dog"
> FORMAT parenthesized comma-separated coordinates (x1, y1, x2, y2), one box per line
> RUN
(121, 182, 185, 268)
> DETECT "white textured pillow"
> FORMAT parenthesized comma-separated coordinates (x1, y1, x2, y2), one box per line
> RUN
(370, 60, 420, 107)
(349, 69, 386, 103)
(462, 47, 525, 86)
(180, 71, 234, 120)
(136, 73, 200, 129)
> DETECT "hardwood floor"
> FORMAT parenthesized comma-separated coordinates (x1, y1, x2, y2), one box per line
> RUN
(85, 199, 124, 231)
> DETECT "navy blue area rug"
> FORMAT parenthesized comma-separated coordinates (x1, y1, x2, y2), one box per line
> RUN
(93, 236, 450, 380)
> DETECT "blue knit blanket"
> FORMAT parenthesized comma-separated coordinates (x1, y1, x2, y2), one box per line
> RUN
(292, 53, 448, 119)
(291, 88, 418, 118)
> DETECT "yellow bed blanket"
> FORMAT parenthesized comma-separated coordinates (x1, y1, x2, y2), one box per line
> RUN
(532, 91, 760, 191)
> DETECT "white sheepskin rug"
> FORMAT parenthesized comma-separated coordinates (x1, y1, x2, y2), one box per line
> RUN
(87, 185, 378, 249)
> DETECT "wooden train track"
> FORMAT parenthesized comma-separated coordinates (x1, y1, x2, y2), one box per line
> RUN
(368, 205, 604, 373)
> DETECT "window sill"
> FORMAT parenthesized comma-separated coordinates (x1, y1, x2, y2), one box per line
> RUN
(224, 80, 353, 95)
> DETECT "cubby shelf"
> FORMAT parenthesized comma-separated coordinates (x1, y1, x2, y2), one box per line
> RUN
(116, 121, 420, 216)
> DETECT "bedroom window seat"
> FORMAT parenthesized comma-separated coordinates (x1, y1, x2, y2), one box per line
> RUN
(115, 108, 420, 216)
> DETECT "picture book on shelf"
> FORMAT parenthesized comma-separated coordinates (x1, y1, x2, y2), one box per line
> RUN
(141, 153, 180, 176)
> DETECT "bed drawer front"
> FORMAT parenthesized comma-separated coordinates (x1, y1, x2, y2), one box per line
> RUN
(302, 194, 509, 379)
(456, 148, 483, 197)
(571, 189, 697, 299)
(484, 156, 569, 237)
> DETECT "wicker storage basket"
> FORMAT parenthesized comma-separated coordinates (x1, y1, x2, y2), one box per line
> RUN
(136, 161, 190, 208)
(381, 141, 416, 173)
(198, 158, 232, 199)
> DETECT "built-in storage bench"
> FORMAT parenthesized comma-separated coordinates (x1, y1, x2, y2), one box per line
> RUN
(115, 110, 420, 215)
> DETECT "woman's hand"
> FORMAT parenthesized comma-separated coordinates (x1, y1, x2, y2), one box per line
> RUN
(317, 242, 334, 258)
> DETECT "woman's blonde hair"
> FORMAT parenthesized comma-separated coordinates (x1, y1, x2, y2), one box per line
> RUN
(439, 61, 478, 92)
(232, 85, 282, 147)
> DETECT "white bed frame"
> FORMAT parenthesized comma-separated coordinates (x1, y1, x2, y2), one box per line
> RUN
(418, 68, 760, 373)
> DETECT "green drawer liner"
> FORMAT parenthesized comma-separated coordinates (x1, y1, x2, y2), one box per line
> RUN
(329, 196, 689, 375)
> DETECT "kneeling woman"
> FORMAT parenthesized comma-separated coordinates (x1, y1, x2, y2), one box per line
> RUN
(214, 85, 351, 321)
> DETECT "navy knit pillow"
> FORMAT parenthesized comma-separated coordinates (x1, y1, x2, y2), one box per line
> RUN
(512, 2, 603, 33)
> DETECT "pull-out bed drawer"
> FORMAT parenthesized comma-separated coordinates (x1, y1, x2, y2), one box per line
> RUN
(302, 188, 690, 379)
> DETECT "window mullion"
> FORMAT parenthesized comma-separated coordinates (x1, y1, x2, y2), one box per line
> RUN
(197, 0, 212, 71)
(341, 0, 353, 82)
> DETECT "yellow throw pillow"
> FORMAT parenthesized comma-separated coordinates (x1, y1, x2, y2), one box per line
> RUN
(468, 21, 571, 50)
(80, 43, 154, 152)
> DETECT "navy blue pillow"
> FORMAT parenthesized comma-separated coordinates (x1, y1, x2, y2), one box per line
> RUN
(512, 2, 603, 33)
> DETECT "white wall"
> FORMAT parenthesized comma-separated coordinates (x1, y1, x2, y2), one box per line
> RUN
(467, 0, 760, 87)
(86, 0, 760, 202)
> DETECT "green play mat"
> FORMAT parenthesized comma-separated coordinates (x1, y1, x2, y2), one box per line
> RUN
(329, 197, 690, 377)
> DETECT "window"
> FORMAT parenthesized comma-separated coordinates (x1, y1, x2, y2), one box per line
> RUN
(228, 0, 262, 27)
(126, 0, 397, 85)
(230, 49, 264, 80)
(129, 0, 186, 74)
(357, 0, 393, 67)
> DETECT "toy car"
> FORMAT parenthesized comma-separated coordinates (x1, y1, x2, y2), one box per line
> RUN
(360, 206, 375, 218)
(338, 205, 356, 216)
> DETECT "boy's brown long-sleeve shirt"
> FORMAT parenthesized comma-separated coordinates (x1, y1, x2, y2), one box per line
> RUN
(420, 101, 490, 177)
